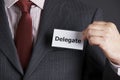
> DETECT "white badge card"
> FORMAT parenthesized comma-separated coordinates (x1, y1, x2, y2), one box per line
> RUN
(52, 29, 84, 50)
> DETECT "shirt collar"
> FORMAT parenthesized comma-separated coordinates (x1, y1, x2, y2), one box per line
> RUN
(4, 0, 45, 9)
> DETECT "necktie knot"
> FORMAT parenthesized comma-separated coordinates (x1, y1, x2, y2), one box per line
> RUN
(16, 1, 32, 13)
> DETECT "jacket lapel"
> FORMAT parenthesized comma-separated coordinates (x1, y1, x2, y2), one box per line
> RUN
(24, 0, 66, 78)
(0, 0, 23, 75)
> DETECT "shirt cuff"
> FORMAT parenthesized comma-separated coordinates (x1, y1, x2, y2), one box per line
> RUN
(110, 61, 120, 76)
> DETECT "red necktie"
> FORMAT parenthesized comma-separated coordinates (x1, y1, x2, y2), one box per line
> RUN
(14, 0, 33, 70)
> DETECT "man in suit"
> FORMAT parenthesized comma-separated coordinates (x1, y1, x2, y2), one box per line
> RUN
(0, 0, 120, 80)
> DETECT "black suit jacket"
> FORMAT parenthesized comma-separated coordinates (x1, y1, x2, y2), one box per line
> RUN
(0, 0, 120, 80)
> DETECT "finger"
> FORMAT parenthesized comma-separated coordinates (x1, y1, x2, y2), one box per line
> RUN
(93, 21, 107, 25)
(87, 29, 105, 37)
(88, 24, 107, 31)
(82, 30, 87, 40)
(82, 26, 104, 40)
(83, 22, 109, 40)
(93, 21, 117, 31)
(88, 36, 104, 47)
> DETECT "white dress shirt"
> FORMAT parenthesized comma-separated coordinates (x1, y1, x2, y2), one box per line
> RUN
(4, 0, 45, 43)
(4, 0, 120, 76)
(110, 61, 120, 76)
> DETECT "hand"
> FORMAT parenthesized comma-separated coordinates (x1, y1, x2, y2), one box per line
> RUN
(83, 21, 120, 65)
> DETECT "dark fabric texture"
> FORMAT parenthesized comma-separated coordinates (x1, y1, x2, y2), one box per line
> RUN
(0, 0, 120, 80)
